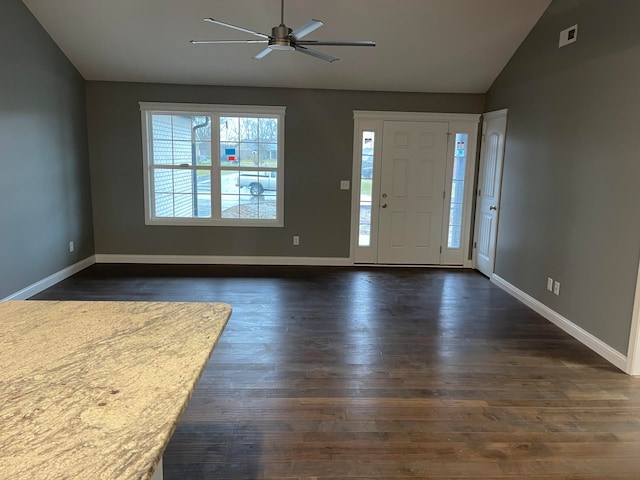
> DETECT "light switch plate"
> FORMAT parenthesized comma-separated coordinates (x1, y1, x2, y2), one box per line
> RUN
(340, 180, 350, 190)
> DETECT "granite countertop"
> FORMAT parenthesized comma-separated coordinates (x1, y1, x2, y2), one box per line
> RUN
(0, 300, 231, 480)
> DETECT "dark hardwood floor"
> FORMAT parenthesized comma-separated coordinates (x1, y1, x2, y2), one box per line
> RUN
(32, 264, 640, 479)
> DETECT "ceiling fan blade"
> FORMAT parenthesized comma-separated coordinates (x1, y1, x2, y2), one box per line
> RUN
(294, 45, 338, 63)
(254, 48, 274, 59)
(191, 40, 268, 45)
(296, 40, 376, 47)
(204, 18, 270, 39)
(291, 19, 324, 40)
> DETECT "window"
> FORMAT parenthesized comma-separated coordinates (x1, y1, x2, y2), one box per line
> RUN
(358, 131, 375, 247)
(447, 133, 468, 248)
(140, 102, 285, 226)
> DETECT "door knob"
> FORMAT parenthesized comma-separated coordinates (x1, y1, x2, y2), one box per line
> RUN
(489, 205, 497, 211)
(381, 203, 388, 208)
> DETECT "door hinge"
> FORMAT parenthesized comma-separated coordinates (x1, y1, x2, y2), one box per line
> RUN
(477, 189, 481, 197)
(474, 241, 477, 249)
(440, 246, 442, 253)
(443, 190, 446, 199)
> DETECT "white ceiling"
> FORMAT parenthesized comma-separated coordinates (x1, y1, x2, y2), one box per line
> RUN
(22, 0, 551, 94)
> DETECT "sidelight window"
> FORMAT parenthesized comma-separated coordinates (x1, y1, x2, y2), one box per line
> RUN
(447, 133, 468, 248)
(358, 131, 375, 246)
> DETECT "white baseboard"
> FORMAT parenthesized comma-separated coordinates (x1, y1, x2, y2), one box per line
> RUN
(491, 274, 627, 372)
(2, 256, 96, 301)
(13, 256, 625, 372)
(95, 254, 352, 266)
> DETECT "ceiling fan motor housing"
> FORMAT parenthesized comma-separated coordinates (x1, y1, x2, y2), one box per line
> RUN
(270, 24, 294, 50)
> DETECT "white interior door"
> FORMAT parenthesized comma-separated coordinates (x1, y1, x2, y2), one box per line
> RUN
(626, 260, 640, 374)
(377, 121, 449, 264)
(474, 110, 507, 277)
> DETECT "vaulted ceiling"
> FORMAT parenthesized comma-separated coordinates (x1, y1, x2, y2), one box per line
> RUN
(22, 0, 551, 93)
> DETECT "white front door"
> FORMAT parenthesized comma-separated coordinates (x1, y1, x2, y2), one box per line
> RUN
(474, 110, 507, 277)
(377, 121, 449, 264)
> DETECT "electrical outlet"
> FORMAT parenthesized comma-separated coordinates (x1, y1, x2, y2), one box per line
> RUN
(553, 281, 560, 296)
(547, 277, 553, 292)
(69, 241, 74, 253)
(293, 235, 300, 246)
(340, 180, 350, 190)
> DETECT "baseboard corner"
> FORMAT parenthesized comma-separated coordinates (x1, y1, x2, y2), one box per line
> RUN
(2, 255, 96, 301)
(491, 274, 627, 373)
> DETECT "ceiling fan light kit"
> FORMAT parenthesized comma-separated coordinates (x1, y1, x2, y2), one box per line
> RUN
(190, 0, 375, 62)
(269, 25, 295, 51)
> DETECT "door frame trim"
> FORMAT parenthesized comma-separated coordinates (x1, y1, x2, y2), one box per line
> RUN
(351, 111, 481, 265)
(627, 260, 640, 374)
(481, 109, 509, 121)
(354, 111, 480, 123)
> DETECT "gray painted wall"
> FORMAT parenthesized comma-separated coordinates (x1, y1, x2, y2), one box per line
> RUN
(486, 0, 640, 353)
(86, 82, 484, 258)
(0, 0, 93, 299)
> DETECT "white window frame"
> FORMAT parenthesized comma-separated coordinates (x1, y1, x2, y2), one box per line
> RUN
(350, 119, 383, 264)
(440, 121, 479, 266)
(140, 102, 285, 227)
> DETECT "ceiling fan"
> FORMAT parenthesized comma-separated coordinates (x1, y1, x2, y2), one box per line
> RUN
(190, 0, 376, 63)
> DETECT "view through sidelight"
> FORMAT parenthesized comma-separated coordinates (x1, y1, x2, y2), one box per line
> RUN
(447, 133, 468, 249)
(358, 131, 375, 247)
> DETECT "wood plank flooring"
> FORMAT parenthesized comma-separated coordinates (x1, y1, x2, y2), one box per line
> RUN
(32, 264, 640, 479)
